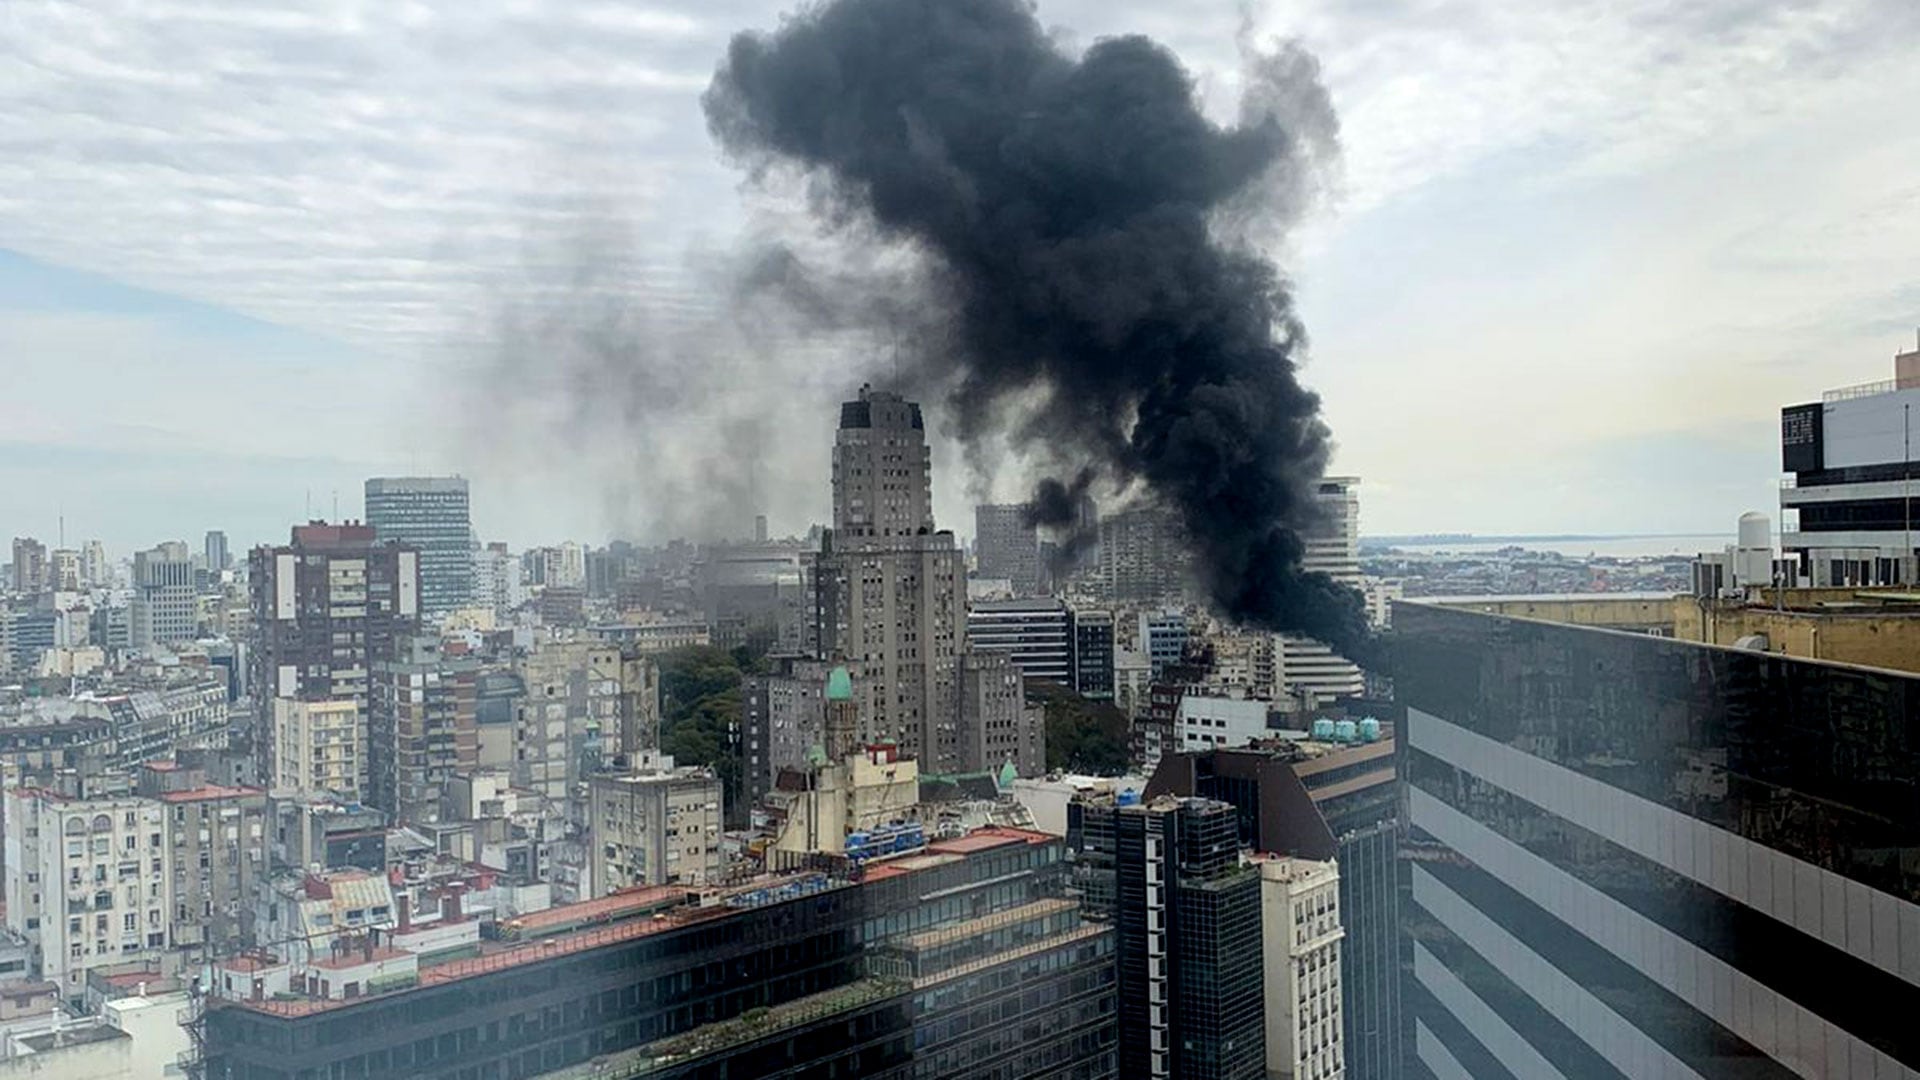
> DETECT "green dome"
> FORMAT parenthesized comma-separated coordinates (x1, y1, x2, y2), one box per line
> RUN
(826, 666, 853, 701)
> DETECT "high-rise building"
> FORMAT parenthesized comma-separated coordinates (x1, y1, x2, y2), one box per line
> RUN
(364, 476, 474, 616)
(1277, 477, 1364, 704)
(1096, 506, 1189, 605)
(247, 522, 420, 778)
(48, 548, 80, 591)
(473, 541, 525, 616)
(272, 698, 363, 798)
(204, 529, 230, 572)
(966, 596, 1073, 685)
(10, 537, 47, 594)
(1779, 345, 1920, 585)
(1072, 608, 1116, 700)
(742, 658, 843, 804)
(814, 386, 968, 773)
(130, 542, 196, 646)
(588, 762, 724, 891)
(974, 502, 1041, 594)
(1396, 597, 1920, 1076)
(1140, 609, 1190, 680)
(368, 635, 478, 824)
(957, 650, 1043, 777)
(80, 539, 108, 588)
(1259, 856, 1344, 1080)
(1072, 793, 1266, 1080)
(510, 640, 626, 803)
(833, 386, 933, 540)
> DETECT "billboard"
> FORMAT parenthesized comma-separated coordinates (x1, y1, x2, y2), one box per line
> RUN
(1781, 402, 1823, 472)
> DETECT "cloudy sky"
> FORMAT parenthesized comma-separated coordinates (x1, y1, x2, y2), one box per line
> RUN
(4, 0, 1918, 556)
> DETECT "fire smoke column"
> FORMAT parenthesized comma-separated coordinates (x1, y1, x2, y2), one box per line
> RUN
(705, 0, 1373, 662)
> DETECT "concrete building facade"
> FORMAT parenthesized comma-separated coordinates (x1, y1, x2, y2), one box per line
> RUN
(1260, 856, 1344, 1080)
(129, 544, 196, 647)
(588, 763, 724, 891)
(973, 503, 1041, 595)
(368, 636, 478, 825)
(247, 523, 420, 781)
(3, 789, 171, 1004)
(271, 698, 363, 798)
(138, 762, 266, 957)
(957, 650, 1042, 778)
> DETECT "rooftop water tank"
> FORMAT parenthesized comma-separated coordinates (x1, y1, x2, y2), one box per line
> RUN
(1311, 718, 1336, 740)
(1734, 511, 1773, 588)
(1334, 720, 1359, 743)
(1116, 789, 1140, 807)
(1359, 717, 1382, 742)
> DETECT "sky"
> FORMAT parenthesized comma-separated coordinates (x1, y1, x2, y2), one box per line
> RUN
(3, 0, 1918, 556)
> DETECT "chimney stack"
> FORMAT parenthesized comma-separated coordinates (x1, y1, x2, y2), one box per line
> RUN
(396, 893, 412, 933)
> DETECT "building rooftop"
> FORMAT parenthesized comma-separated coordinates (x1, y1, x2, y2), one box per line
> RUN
(15, 1022, 128, 1051)
(497, 886, 684, 935)
(311, 947, 410, 971)
(157, 784, 264, 803)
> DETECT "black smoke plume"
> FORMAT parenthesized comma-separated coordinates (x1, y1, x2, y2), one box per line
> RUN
(705, 0, 1376, 665)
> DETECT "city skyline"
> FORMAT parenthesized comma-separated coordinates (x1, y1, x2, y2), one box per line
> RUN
(5, 2, 1918, 551)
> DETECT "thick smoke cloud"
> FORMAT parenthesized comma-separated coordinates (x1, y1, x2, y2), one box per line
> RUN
(705, 0, 1376, 663)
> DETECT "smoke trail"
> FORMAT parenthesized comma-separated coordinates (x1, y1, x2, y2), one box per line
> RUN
(705, 0, 1375, 662)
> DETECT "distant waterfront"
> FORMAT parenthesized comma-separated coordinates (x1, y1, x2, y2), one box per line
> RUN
(1367, 534, 1735, 559)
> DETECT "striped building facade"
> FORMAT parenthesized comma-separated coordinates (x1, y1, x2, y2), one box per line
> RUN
(1396, 600, 1920, 1079)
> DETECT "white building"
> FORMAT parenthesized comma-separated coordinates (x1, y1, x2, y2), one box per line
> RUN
(3, 790, 172, 1004)
(129, 545, 196, 648)
(272, 698, 363, 798)
(474, 545, 527, 616)
(1260, 856, 1345, 1080)
(1175, 693, 1271, 751)
(1279, 478, 1365, 704)
(80, 542, 109, 590)
(1360, 578, 1404, 630)
(588, 760, 723, 891)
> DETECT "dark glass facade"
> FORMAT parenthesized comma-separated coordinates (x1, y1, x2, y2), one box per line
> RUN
(1076, 796, 1264, 1080)
(1395, 600, 1920, 1078)
(207, 831, 1116, 1080)
(204, 885, 891, 1080)
(364, 476, 473, 617)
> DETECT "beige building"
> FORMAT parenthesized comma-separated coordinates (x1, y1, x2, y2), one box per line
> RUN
(1260, 855, 1345, 1080)
(1672, 588, 1920, 673)
(588, 760, 723, 892)
(272, 698, 363, 798)
(766, 745, 920, 869)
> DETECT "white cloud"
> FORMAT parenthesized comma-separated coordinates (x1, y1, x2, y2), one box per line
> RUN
(2, 0, 1915, 541)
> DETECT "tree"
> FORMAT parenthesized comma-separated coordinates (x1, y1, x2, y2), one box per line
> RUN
(655, 645, 750, 824)
(1030, 681, 1132, 775)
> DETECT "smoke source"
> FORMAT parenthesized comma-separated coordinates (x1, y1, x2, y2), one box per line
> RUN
(705, 0, 1375, 664)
